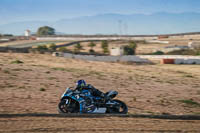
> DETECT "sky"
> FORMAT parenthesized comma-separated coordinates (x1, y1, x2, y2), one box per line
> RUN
(0, 0, 200, 25)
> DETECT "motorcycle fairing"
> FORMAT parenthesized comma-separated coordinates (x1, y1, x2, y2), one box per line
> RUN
(106, 90, 118, 99)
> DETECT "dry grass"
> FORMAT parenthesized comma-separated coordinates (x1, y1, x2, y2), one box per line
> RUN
(0, 53, 200, 115)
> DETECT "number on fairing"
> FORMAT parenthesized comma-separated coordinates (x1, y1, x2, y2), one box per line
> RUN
(65, 99, 69, 104)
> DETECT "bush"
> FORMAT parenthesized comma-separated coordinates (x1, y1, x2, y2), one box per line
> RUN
(89, 49, 95, 53)
(103, 47, 109, 54)
(195, 49, 200, 56)
(178, 99, 200, 107)
(101, 40, 109, 54)
(166, 49, 200, 56)
(88, 42, 96, 48)
(3, 70, 10, 74)
(129, 41, 137, 50)
(11, 60, 24, 64)
(124, 46, 134, 55)
(101, 40, 108, 49)
(40, 88, 46, 91)
(152, 51, 164, 55)
(123, 41, 137, 55)
(36, 45, 48, 51)
(49, 43, 57, 51)
(58, 47, 68, 52)
(74, 43, 83, 53)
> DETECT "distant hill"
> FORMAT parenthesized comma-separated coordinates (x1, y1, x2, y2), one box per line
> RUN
(0, 12, 200, 35)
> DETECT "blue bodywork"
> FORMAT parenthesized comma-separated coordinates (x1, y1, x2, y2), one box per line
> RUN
(61, 88, 102, 113)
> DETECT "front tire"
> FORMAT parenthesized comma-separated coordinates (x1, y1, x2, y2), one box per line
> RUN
(58, 98, 79, 114)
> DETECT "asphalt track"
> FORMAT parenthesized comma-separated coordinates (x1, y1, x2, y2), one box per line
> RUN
(1, 113, 200, 120)
(4, 40, 111, 48)
(54, 40, 112, 48)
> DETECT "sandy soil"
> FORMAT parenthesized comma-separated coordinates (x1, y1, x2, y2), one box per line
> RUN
(0, 53, 200, 115)
(1, 53, 200, 132)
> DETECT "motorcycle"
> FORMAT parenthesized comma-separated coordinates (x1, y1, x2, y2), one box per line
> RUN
(58, 87, 128, 114)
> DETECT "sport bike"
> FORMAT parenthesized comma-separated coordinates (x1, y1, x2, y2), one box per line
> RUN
(58, 88, 128, 114)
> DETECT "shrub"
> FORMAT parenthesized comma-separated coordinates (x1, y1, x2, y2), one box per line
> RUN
(45, 71, 51, 74)
(58, 47, 68, 52)
(40, 88, 46, 91)
(152, 51, 164, 55)
(178, 99, 200, 107)
(52, 67, 66, 71)
(124, 46, 134, 55)
(74, 43, 83, 53)
(195, 49, 200, 56)
(88, 42, 96, 48)
(129, 41, 137, 49)
(101, 40, 108, 49)
(89, 49, 95, 53)
(49, 43, 57, 51)
(103, 47, 109, 54)
(123, 41, 137, 55)
(166, 49, 200, 56)
(36, 45, 48, 51)
(11, 60, 24, 64)
(101, 40, 109, 54)
(3, 70, 10, 74)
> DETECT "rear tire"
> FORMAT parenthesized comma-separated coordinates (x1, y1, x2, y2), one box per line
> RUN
(107, 99, 128, 114)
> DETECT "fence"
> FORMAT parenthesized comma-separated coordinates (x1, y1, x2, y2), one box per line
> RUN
(59, 53, 200, 64)
(138, 55, 200, 64)
(138, 55, 200, 59)
(61, 53, 151, 63)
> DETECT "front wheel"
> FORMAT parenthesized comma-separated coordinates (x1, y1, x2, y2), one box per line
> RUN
(107, 99, 128, 114)
(58, 98, 79, 114)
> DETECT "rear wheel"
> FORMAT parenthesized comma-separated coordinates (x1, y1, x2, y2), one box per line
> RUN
(58, 98, 79, 113)
(107, 99, 128, 114)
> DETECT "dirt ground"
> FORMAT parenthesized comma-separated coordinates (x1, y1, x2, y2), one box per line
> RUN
(0, 53, 200, 132)
(137, 37, 200, 54)
(1, 53, 200, 114)
(0, 116, 200, 133)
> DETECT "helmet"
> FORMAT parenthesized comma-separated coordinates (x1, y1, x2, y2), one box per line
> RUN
(76, 80, 86, 88)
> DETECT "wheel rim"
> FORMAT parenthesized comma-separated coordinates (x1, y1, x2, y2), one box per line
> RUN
(116, 103, 126, 113)
(59, 100, 70, 113)
(59, 99, 79, 113)
(119, 104, 125, 113)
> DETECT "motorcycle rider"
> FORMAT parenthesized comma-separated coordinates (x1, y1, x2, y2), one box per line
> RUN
(75, 80, 105, 99)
